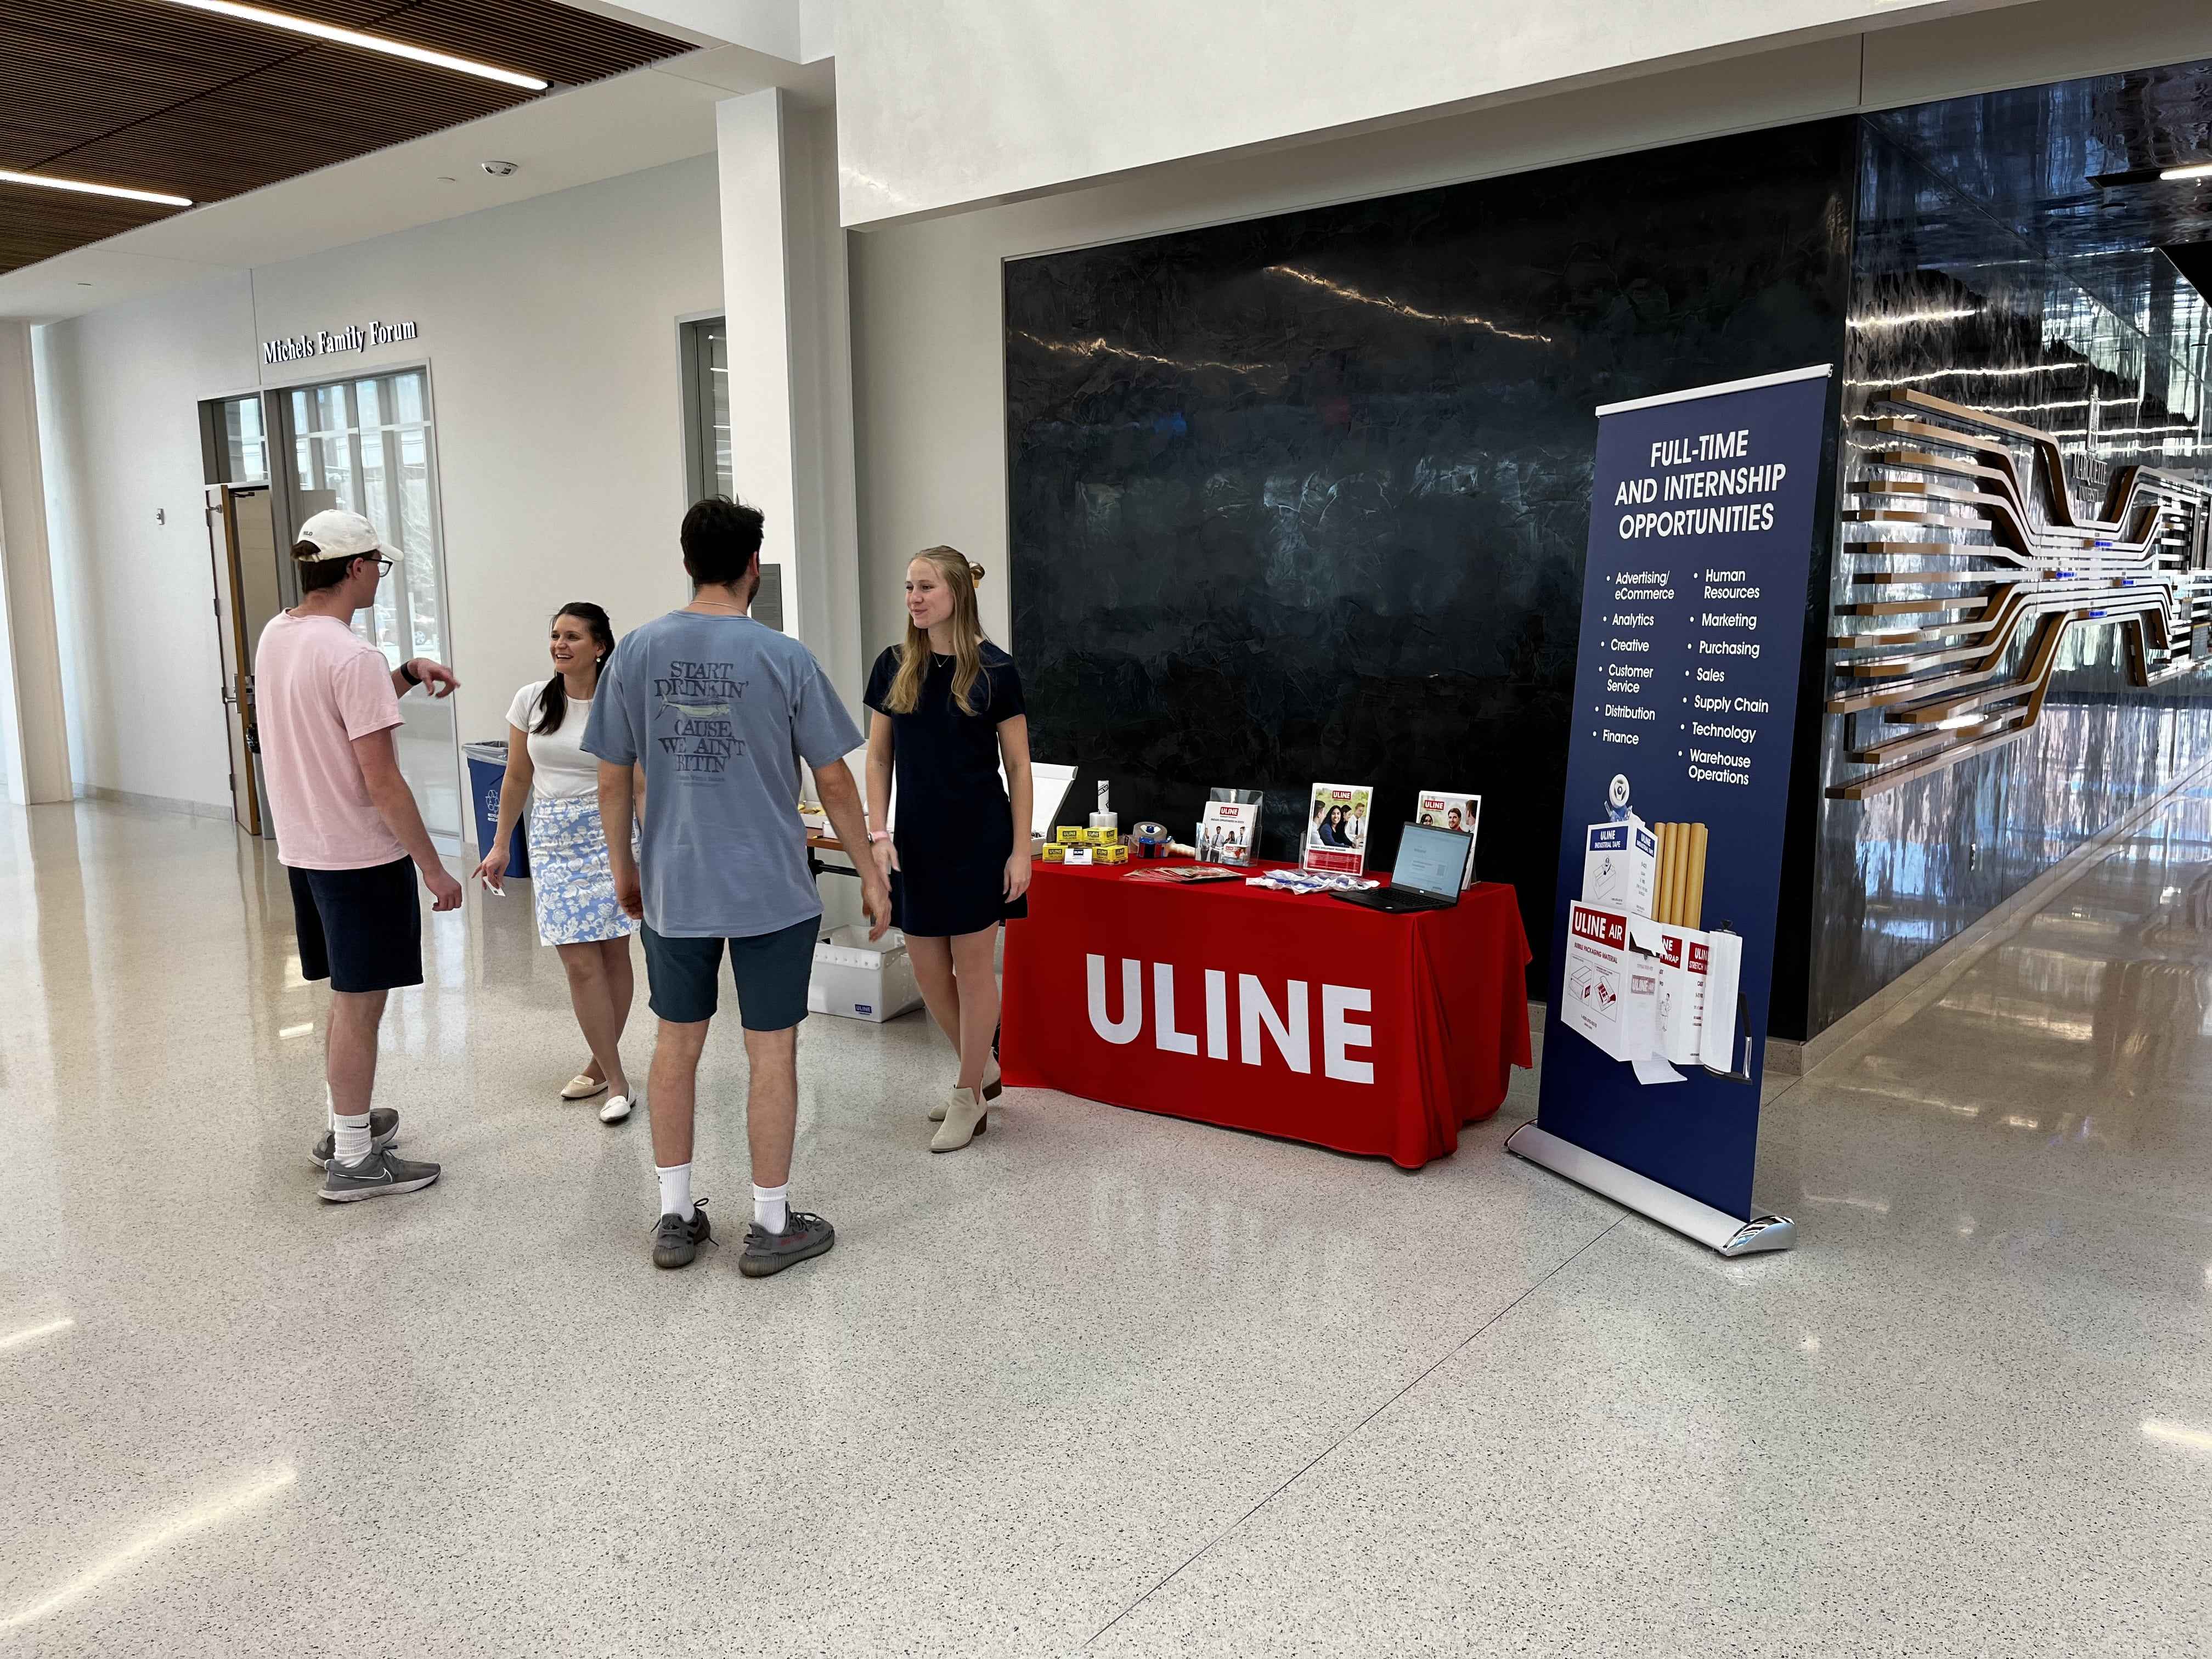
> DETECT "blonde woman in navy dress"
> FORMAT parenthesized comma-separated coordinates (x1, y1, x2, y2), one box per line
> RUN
(863, 548, 1033, 1153)
(475, 603, 644, 1125)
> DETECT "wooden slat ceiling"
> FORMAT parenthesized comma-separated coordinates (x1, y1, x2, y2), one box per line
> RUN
(0, 0, 695, 274)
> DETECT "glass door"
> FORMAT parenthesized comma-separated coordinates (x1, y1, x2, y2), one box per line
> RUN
(280, 369, 462, 848)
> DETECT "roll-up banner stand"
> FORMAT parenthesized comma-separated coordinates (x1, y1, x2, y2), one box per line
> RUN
(1509, 364, 1832, 1256)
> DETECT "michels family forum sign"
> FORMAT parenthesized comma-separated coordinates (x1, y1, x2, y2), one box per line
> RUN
(262, 319, 419, 365)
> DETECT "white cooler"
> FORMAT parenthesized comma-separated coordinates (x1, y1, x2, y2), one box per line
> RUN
(808, 925, 923, 1022)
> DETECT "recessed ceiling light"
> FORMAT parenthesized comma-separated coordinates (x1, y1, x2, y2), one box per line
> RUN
(0, 168, 193, 207)
(2159, 162, 2212, 182)
(161, 0, 548, 91)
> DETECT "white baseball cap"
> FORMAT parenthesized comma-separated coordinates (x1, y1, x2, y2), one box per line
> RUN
(295, 509, 396, 562)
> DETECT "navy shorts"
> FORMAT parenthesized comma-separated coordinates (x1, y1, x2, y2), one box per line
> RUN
(642, 916, 820, 1030)
(288, 857, 423, 994)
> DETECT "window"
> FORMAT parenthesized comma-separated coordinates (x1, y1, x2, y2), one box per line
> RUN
(674, 315, 783, 628)
(287, 370, 444, 667)
(681, 317, 732, 500)
(210, 394, 269, 484)
(279, 366, 462, 843)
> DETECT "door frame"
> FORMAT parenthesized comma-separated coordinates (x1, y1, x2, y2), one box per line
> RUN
(202, 482, 269, 836)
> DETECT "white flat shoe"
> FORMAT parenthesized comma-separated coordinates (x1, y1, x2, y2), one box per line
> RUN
(562, 1073, 608, 1101)
(599, 1094, 635, 1124)
(929, 1056, 1000, 1122)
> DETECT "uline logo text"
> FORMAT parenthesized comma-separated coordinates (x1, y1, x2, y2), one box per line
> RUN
(1085, 955, 1374, 1083)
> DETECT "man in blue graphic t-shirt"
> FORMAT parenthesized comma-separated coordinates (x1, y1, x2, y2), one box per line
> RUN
(584, 497, 888, 1279)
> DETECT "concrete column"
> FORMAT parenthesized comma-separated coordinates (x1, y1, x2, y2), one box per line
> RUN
(716, 88, 865, 699)
(0, 320, 72, 806)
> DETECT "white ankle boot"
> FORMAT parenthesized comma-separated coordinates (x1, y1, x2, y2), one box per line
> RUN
(930, 1054, 1000, 1121)
(930, 1085, 990, 1152)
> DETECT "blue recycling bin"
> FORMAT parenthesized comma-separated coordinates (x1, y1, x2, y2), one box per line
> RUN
(464, 741, 529, 878)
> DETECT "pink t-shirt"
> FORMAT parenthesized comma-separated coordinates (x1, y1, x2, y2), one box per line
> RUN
(255, 612, 408, 870)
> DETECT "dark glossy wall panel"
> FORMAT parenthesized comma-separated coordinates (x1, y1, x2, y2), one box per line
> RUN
(1809, 115, 2212, 1033)
(1006, 126, 1855, 986)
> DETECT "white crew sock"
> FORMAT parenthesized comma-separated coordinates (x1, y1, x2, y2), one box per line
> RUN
(332, 1111, 371, 1167)
(657, 1163, 694, 1222)
(753, 1183, 788, 1234)
(325, 1081, 335, 1133)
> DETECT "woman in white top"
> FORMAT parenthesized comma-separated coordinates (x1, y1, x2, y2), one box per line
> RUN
(473, 603, 642, 1123)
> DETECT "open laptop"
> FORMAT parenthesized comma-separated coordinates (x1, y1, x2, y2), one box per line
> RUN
(1329, 822, 1473, 913)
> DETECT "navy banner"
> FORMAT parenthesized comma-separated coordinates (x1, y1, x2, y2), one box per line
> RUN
(1533, 366, 1832, 1220)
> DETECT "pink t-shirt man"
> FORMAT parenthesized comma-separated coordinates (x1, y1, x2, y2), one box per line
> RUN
(256, 613, 408, 870)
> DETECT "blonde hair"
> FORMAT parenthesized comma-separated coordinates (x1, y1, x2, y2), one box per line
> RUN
(885, 546, 991, 715)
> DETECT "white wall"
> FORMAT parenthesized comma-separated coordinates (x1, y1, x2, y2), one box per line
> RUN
(716, 91, 867, 698)
(847, 0, 2212, 653)
(0, 321, 57, 803)
(37, 273, 258, 809)
(38, 156, 726, 812)
(1, 318, 76, 806)
(833, 0, 2033, 226)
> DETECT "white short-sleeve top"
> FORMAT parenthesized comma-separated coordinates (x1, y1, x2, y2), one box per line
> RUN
(505, 680, 601, 802)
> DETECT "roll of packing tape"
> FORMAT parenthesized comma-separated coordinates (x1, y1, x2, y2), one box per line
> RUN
(1701, 924, 1742, 1074)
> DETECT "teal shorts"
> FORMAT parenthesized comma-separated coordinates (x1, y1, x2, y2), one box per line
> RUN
(641, 916, 820, 1030)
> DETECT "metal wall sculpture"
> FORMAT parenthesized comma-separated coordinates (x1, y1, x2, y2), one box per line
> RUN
(1828, 387, 2212, 799)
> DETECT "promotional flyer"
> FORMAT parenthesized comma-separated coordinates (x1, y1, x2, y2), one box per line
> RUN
(1533, 365, 1831, 1220)
(1303, 783, 1373, 873)
(1414, 791, 1481, 888)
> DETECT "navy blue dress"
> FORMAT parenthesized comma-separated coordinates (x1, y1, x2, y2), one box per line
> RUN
(864, 642, 1029, 937)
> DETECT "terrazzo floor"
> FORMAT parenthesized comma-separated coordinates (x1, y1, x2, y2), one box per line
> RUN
(2, 797, 2209, 1656)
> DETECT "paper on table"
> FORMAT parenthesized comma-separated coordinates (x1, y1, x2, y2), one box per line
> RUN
(1030, 763, 1075, 838)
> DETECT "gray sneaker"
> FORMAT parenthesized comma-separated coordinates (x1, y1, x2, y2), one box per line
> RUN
(652, 1200, 712, 1269)
(740, 1209, 835, 1278)
(318, 1147, 441, 1203)
(308, 1108, 400, 1169)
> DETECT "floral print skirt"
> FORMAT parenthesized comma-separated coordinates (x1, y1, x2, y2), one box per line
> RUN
(528, 793, 638, 947)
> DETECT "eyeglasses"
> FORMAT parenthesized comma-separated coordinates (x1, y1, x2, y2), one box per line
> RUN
(370, 555, 397, 575)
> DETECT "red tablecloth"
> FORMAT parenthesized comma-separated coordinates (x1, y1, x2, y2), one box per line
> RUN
(1001, 861, 1532, 1169)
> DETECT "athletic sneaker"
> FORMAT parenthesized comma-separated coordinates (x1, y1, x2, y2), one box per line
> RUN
(308, 1107, 400, 1170)
(318, 1147, 441, 1203)
(652, 1200, 712, 1269)
(740, 1209, 835, 1278)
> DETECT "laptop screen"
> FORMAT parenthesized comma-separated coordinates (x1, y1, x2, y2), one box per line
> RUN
(1392, 822, 1469, 897)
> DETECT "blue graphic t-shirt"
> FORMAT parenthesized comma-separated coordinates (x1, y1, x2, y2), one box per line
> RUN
(582, 611, 863, 939)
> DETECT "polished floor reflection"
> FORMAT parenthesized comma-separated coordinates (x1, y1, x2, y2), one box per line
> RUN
(2, 799, 2209, 1656)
